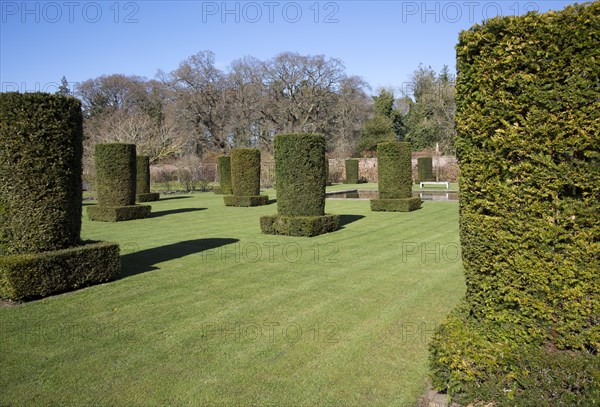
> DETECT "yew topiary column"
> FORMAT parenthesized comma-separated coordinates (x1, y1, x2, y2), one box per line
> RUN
(223, 148, 268, 206)
(344, 159, 359, 184)
(429, 3, 600, 405)
(136, 155, 160, 202)
(417, 156, 435, 182)
(0, 92, 120, 300)
(370, 141, 421, 212)
(88, 143, 151, 221)
(214, 155, 232, 195)
(261, 133, 339, 236)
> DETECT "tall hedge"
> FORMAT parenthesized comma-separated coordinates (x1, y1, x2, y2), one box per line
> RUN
(136, 155, 150, 194)
(0, 93, 120, 300)
(96, 143, 136, 206)
(261, 133, 339, 236)
(231, 148, 260, 197)
(377, 142, 412, 199)
(217, 155, 232, 195)
(344, 159, 359, 184)
(275, 133, 326, 217)
(417, 157, 434, 182)
(430, 3, 600, 404)
(0, 93, 83, 255)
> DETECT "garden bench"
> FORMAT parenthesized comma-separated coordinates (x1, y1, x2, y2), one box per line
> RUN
(419, 181, 450, 189)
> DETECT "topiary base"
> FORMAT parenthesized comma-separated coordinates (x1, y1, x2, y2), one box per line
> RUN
(260, 214, 340, 237)
(0, 240, 120, 301)
(87, 204, 151, 222)
(136, 192, 160, 202)
(370, 197, 422, 212)
(224, 195, 269, 207)
(429, 306, 600, 405)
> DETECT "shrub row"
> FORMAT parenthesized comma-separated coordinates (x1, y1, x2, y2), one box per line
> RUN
(260, 214, 340, 237)
(417, 157, 434, 182)
(430, 3, 600, 404)
(0, 93, 83, 255)
(0, 241, 120, 300)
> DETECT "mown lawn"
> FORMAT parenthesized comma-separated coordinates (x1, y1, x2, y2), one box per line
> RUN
(0, 187, 464, 406)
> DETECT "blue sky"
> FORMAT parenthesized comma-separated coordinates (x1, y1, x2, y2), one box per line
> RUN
(1, 0, 580, 95)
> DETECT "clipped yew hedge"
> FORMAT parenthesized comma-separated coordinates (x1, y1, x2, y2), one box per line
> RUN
(96, 143, 136, 206)
(344, 159, 359, 184)
(261, 133, 339, 236)
(430, 3, 600, 404)
(89, 143, 151, 221)
(0, 93, 120, 300)
(417, 157, 434, 182)
(275, 134, 326, 217)
(260, 214, 340, 237)
(224, 148, 267, 207)
(136, 155, 160, 202)
(216, 155, 232, 195)
(0, 93, 83, 255)
(371, 141, 421, 212)
(0, 241, 120, 300)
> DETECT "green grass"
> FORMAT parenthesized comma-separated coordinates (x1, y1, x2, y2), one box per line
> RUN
(0, 190, 464, 406)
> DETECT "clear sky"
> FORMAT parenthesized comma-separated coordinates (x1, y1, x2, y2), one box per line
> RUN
(1, 0, 580, 95)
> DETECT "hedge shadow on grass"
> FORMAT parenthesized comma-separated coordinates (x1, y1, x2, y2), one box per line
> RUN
(149, 208, 207, 218)
(157, 196, 193, 201)
(120, 238, 239, 278)
(338, 214, 365, 229)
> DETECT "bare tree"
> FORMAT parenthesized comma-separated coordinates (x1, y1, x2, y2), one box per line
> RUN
(160, 51, 231, 154)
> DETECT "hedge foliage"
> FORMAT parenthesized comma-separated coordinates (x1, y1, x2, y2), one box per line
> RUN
(370, 198, 422, 212)
(223, 195, 269, 207)
(260, 214, 340, 237)
(231, 148, 261, 197)
(377, 142, 412, 199)
(137, 193, 160, 203)
(92, 143, 151, 220)
(0, 241, 120, 300)
(136, 155, 160, 202)
(417, 157, 435, 182)
(274, 134, 326, 217)
(87, 205, 151, 222)
(0, 93, 83, 255)
(344, 159, 359, 184)
(430, 3, 600, 404)
(430, 304, 600, 406)
(262, 134, 339, 236)
(136, 155, 151, 194)
(217, 156, 232, 195)
(95, 143, 137, 207)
